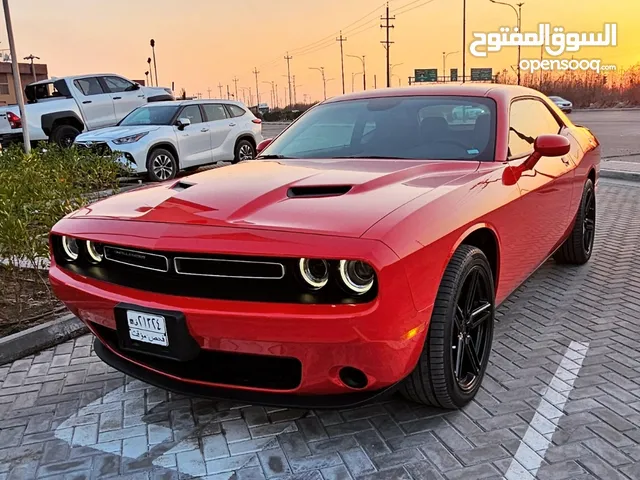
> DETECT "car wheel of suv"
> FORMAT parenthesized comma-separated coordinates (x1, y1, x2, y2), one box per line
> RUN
(147, 148, 178, 182)
(233, 139, 255, 164)
(554, 179, 595, 265)
(50, 125, 81, 148)
(400, 245, 495, 409)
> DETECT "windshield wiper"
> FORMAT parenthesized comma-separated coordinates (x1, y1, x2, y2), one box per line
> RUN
(256, 154, 289, 159)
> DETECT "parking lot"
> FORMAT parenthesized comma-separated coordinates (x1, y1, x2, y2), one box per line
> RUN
(1, 111, 640, 479)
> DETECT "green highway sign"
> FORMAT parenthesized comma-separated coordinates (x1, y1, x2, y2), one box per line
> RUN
(450, 68, 458, 82)
(470, 68, 493, 81)
(414, 68, 438, 82)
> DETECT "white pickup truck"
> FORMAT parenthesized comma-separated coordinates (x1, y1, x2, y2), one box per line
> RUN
(0, 73, 174, 148)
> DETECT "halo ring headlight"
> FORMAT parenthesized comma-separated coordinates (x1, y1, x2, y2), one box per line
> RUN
(299, 258, 329, 289)
(339, 260, 375, 294)
(86, 241, 103, 263)
(61, 236, 79, 261)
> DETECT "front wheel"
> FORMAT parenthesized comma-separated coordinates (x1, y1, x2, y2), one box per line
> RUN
(233, 139, 255, 164)
(554, 178, 595, 265)
(147, 148, 178, 182)
(50, 125, 80, 148)
(400, 245, 495, 409)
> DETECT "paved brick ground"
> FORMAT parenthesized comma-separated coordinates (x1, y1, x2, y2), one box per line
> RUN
(1, 178, 640, 479)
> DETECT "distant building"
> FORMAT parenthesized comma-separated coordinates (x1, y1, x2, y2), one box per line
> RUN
(0, 62, 48, 106)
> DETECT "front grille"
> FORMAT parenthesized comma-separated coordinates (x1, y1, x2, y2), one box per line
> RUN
(54, 239, 377, 304)
(93, 323, 302, 390)
(76, 141, 111, 156)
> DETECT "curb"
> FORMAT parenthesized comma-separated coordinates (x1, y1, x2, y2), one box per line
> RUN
(573, 108, 640, 112)
(600, 169, 640, 182)
(0, 313, 88, 365)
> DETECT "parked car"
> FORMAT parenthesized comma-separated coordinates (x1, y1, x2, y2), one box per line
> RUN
(0, 74, 174, 148)
(49, 85, 600, 409)
(74, 100, 263, 181)
(549, 95, 573, 113)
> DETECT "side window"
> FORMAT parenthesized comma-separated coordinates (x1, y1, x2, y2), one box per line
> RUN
(103, 76, 135, 93)
(178, 105, 203, 124)
(509, 99, 562, 158)
(227, 105, 246, 118)
(73, 77, 105, 96)
(202, 104, 228, 121)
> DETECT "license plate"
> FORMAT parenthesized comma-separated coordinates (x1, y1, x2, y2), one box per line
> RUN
(126, 310, 168, 346)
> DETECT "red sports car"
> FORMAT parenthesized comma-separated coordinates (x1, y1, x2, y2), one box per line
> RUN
(49, 85, 600, 409)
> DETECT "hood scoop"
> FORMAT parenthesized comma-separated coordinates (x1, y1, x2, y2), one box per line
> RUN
(287, 185, 352, 198)
(172, 181, 195, 192)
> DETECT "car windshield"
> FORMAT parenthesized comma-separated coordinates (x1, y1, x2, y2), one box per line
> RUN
(260, 95, 497, 161)
(119, 105, 180, 126)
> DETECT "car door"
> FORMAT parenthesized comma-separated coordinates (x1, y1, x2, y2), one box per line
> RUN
(507, 97, 576, 273)
(101, 76, 146, 122)
(72, 77, 116, 129)
(175, 105, 213, 167)
(201, 103, 233, 161)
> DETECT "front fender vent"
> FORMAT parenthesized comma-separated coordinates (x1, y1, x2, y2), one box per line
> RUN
(287, 185, 352, 198)
(172, 181, 195, 192)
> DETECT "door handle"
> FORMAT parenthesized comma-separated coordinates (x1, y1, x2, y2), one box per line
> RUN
(82, 100, 92, 104)
(137, 95, 145, 98)
(229, 123, 236, 127)
(201, 128, 210, 132)
(113, 96, 122, 100)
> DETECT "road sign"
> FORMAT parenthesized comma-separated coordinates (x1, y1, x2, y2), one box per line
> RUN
(414, 68, 438, 83)
(450, 68, 458, 82)
(470, 68, 493, 81)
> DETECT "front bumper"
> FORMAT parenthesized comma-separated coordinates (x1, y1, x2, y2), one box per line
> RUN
(75, 139, 147, 174)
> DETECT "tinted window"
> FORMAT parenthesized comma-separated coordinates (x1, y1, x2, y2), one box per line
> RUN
(179, 105, 203, 124)
(119, 105, 180, 126)
(228, 105, 246, 117)
(74, 78, 104, 96)
(103, 76, 135, 93)
(202, 104, 228, 121)
(509, 99, 562, 158)
(261, 96, 497, 161)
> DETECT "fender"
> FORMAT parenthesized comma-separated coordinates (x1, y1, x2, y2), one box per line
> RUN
(41, 111, 85, 136)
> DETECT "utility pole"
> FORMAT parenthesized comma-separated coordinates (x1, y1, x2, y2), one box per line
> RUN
(145, 71, 149, 85)
(374, 74, 377, 88)
(336, 31, 347, 94)
(284, 52, 293, 108)
(217, 83, 223, 97)
(232, 76, 239, 101)
(207, 87, 212, 99)
(380, 2, 395, 88)
(274, 83, 279, 109)
(150, 39, 158, 86)
(3, 0, 29, 153)
(23, 54, 40, 83)
(252, 67, 260, 105)
(309, 67, 327, 100)
(293, 75, 299, 105)
(462, 0, 466, 83)
(227, 85, 231, 99)
(147, 58, 154, 86)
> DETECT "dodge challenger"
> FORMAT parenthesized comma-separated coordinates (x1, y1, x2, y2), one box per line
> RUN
(49, 85, 600, 409)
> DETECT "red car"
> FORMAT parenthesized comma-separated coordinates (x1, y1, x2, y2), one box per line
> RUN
(49, 85, 600, 409)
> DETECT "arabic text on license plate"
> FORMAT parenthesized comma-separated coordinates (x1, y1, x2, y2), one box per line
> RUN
(126, 310, 168, 346)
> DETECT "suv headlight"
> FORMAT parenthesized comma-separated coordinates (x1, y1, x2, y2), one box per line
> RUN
(113, 132, 149, 145)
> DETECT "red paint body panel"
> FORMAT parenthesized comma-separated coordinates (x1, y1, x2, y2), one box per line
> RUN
(49, 85, 601, 400)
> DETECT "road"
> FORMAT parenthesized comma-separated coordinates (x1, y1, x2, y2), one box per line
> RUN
(1, 177, 639, 479)
(570, 110, 640, 161)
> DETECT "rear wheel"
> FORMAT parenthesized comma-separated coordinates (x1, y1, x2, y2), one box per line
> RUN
(147, 148, 178, 182)
(50, 125, 80, 148)
(554, 179, 595, 265)
(400, 245, 495, 408)
(233, 139, 255, 164)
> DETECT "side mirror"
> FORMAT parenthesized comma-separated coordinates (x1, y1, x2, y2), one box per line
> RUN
(523, 134, 571, 171)
(176, 118, 191, 130)
(256, 138, 273, 154)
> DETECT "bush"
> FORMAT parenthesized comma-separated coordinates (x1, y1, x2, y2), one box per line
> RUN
(0, 143, 125, 320)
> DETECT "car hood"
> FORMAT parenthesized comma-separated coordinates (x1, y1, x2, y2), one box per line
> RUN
(69, 159, 478, 237)
(75, 126, 161, 141)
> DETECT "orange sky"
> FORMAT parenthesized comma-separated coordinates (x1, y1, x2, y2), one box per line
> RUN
(7, 0, 640, 104)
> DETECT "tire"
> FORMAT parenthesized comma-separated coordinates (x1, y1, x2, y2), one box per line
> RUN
(554, 179, 595, 265)
(147, 148, 178, 182)
(50, 125, 80, 148)
(233, 139, 255, 164)
(184, 166, 200, 173)
(400, 245, 495, 409)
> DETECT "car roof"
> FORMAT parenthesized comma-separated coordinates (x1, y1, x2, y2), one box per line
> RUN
(139, 99, 248, 108)
(323, 84, 546, 105)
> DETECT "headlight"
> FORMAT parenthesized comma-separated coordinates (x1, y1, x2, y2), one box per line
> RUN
(113, 132, 149, 145)
(339, 260, 375, 294)
(299, 258, 329, 289)
(61, 236, 79, 261)
(86, 241, 103, 263)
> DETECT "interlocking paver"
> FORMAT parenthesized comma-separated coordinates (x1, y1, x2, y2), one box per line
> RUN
(1, 179, 640, 478)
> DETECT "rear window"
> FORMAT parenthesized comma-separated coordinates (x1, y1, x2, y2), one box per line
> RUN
(262, 95, 497, 161)
(25, 81, 67, 103)
(227, 105, 246, 117)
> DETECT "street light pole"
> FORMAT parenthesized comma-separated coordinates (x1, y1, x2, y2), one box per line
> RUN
(23, 54, 40, 83)
(489, 0, 524, 85)
(462, 0, 466, 83)
(442, 51, 459, 81)
(347, 54, 366, 90)
(3, 0, 30, 153)
(309, 67, 327, 100)
(150, 39, 159, 86)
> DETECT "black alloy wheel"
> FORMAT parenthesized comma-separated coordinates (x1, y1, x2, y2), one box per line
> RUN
(554, 178, 596, 265)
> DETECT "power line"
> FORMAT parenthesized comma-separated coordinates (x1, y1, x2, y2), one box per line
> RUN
(336, 31, 347, 94)
(395, 0, 438, 16)
(380, 2, 395, 88)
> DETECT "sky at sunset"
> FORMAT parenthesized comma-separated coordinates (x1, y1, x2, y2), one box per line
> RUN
(6, 0, 640, 105)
